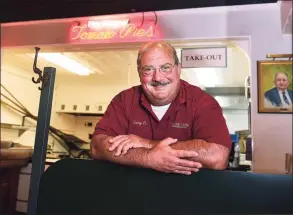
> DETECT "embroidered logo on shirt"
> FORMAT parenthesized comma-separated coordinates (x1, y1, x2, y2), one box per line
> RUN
(133, 120, 147, 126)
(171, 122, 189, 129)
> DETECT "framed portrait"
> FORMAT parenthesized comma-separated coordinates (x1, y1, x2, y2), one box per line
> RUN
(257, 60, 292, 114)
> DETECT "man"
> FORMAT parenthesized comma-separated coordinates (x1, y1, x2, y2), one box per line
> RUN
(264, 72, 292, 108)
(90, 41, 232, 175)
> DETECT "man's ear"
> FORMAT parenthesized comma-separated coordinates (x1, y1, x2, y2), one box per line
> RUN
(177, 62, 182, 76)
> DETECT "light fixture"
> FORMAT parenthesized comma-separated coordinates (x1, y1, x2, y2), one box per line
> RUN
(28, 53, 94, 76)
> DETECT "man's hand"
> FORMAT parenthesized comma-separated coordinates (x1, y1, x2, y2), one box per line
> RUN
(108, 134, 152, 156)
(146, 137, 202, 175)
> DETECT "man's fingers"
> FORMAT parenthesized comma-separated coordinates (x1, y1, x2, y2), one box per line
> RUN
(173, 149, 198, 158)
(108, 136, 129, 151)
(174, 165, 200, 172)
(109, 135, 126, 143)
(114, 143, 125, 156)
(175, 158, 202, 169)
(115, 140, 131, 156)
(122, 143, 135, 155)
(161, 137, 178, 146)
(173, 170, 192, 175)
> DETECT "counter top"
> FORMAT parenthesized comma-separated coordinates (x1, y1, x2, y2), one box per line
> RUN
(0, 159, 29, 168)
(0, 147, 32, 168)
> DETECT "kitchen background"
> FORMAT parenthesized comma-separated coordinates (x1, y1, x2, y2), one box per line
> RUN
(0, 1, 292, 213)
(1, 43, 250, 151)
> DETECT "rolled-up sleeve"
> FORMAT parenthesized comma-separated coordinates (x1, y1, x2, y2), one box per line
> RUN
(192, 102, 232, 150)
(92, 94, 128, 137)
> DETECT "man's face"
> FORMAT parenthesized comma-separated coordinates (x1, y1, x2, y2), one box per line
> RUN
(138, 47, 181, 106)
(275, 73, 289, 91)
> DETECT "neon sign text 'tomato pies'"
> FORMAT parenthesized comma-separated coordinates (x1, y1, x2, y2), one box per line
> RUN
(70, 23, 154, 41)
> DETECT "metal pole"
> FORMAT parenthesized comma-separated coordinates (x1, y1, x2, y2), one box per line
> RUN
(27, 67, 56, 215)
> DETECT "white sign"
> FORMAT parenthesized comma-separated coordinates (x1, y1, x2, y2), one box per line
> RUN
(87, 19, 129, 29)
(181, 47, 227, 68)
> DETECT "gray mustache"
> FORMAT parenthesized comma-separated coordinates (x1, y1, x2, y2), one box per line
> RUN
(150, 81, 170, 86)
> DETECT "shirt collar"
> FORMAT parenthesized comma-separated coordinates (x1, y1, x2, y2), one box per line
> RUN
(278, 89, 288, 94)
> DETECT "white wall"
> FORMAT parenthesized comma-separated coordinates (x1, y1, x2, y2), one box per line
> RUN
(1, 66, 40, 125)
(0, 64, 76, 150)
(223, 110, 249, 133)
(75, 116, 101, 141)
(54, 76, 127, 108)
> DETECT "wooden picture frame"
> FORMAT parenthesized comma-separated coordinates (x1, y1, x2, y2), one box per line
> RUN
(257, 60, 292, 114)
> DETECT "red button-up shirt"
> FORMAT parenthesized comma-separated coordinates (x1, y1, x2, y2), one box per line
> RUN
(93, 80, 232, 149)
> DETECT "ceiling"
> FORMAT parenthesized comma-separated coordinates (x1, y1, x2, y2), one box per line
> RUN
(0, 0, 278, 23)
(2, 44, 250, 89)
(2, 49, 139, 79)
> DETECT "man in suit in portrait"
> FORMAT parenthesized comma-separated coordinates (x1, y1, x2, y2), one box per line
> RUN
(264, 72, 292, 108)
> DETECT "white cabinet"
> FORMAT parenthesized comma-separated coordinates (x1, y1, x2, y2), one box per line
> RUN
(55, 102, 109, 115)
(16, 162, 53, 213)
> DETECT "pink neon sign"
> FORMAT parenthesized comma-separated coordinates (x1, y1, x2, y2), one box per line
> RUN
(68, 17, 162, 43)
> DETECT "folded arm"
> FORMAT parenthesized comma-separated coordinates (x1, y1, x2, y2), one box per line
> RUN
(89, 94, 153, 167)
(90, 134, 150, 168)
(147, 102, 231, 170)
(176, 102, 231, 170)
(91, 134, 202, 175)
(107, 136, 230, 170)
(169, 139, 230, 170)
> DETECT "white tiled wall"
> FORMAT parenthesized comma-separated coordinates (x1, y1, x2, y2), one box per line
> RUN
(74, 116, 102, 141)
(1, 128, 20, 141)
(16, 163, 51, 213)
(223, 110, 249, 133)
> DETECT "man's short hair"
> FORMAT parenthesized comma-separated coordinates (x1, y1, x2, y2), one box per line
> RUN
(137, 41, 179, 69)
(274, 72, 289, 80)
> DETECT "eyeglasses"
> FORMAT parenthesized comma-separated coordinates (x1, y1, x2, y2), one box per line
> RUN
(140, 63, 175, 77)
